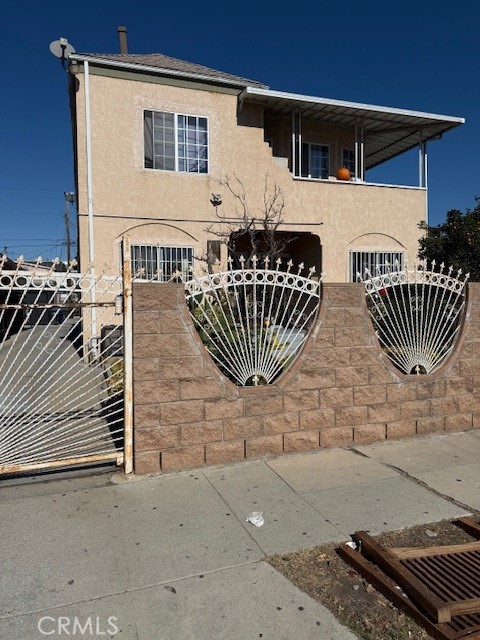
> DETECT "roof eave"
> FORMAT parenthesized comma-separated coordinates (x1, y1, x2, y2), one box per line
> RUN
(239, 86, 465, 125)
(366, 122, 463, 171)
(70, 54, 268, 90)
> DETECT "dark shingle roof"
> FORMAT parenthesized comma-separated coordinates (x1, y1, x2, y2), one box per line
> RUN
(74, 52, 268, 88)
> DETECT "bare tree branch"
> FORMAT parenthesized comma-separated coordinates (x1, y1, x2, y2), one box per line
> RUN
(206, 173, 296, 268)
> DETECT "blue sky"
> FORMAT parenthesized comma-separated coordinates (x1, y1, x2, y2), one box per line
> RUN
(0, 0, 478, 260)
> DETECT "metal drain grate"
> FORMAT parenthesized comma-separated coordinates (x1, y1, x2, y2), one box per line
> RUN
(338, 518, 480, 640)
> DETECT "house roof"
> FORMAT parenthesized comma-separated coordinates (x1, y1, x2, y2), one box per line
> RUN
(70, 52, 268, 89)
(0, 256, 19, 270)
(240, 87, 465, 170)
(71, 51, 464, 170)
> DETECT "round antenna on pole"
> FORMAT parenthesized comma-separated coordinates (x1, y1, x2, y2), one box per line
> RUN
(49, 38, 76, 68)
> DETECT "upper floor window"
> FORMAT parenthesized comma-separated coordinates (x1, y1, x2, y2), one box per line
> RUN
(301, 143, 329, 179)
(144, 110, 208, 174)
(342, 148, 355, 174)
(349, 250, 404, 282)
(131, 244, 194, 281)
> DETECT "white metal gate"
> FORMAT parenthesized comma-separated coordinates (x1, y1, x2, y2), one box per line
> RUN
(0, 239, 133, 476)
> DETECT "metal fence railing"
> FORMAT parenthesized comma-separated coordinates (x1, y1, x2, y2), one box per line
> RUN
(360, 260, 468, 375)
(184, 257, 322, 386)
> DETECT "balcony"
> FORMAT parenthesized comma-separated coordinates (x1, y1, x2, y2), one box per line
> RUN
(239, 86, 463, 192)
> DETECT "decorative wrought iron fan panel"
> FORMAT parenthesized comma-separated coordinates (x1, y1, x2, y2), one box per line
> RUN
(361, 261, 468, 375)
(184, 257, 321, 386)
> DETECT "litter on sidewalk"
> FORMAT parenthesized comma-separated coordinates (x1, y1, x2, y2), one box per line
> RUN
(246, 512, 264, 527)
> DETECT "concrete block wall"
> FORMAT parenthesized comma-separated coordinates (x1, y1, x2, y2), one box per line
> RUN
(132, 282, 480, 474)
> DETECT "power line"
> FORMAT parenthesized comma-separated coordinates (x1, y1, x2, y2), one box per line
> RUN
(2, 238, 70, 247)
(0, 187, 67, 192)
(1, 244, 67, 248)
(0, 211, 69, 216)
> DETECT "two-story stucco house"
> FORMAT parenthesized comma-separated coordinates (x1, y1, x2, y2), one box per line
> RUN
(66, 37, 464, 283)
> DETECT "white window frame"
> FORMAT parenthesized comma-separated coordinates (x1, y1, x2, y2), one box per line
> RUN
(341, 148, 355, 174)
(301, 142, 330, 179)
(130, 244, 194, 282)
(349, 250, 404, 282)
(143, 109, 209, 175)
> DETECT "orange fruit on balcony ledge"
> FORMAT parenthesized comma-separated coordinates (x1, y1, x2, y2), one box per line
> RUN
(337, 167, 351, 181)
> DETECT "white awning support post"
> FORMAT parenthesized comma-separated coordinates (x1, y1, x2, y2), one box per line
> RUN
(423, 141, 428, 223)
(298, 110, 302, 178)
(354, 118, 359, 180)
(418, 130, 428, 220)
(291, 109, 302, 178)
(419, 130, 424, 187)
(291, 109, 296, 177)
(360, 118, 365, 181)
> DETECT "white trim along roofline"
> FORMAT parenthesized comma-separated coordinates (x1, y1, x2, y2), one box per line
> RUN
(70, 54, 464, 126)
(239, 87, 465, 125)
(69, 54, 265, 89)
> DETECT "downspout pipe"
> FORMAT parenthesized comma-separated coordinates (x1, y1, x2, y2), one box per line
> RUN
(84, 60, 97, 355)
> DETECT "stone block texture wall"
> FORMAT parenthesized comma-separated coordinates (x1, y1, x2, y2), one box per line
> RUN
(132, 282, 480, 474)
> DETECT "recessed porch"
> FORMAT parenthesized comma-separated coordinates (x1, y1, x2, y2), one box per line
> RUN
(239, 86, 464, 198)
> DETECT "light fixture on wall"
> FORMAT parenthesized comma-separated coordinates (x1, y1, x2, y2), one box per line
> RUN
(210, 193, 222, 208)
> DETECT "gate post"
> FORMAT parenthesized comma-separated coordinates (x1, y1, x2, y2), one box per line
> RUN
(123, 235, 134, 473)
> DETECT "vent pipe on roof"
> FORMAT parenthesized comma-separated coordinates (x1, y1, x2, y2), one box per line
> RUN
(117, 26, 128, 54)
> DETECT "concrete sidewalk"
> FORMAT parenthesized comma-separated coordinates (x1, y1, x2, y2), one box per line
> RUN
(1, 430, 479, 640)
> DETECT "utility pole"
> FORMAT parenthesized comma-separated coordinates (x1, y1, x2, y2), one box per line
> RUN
(64, 192, 75, 264)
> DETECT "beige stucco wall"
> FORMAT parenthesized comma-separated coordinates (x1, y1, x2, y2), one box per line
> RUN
(265, 115, 355, 172)
(73, 68, 426, 282)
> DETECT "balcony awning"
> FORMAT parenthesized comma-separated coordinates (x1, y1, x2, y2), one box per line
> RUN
(239, 87, 464, 170)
